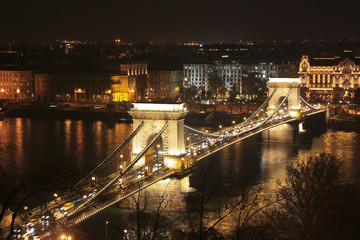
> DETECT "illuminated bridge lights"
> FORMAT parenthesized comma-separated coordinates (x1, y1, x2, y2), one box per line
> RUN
(24, 95, 324, 231)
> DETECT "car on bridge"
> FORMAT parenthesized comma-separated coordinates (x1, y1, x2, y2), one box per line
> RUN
(60, 202, 74, 214)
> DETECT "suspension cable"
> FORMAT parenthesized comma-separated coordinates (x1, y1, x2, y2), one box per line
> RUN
(240, 88, 277, 124)
(74, 122, 145, 188)
(67, 122, 168, 217)
(300, 96, 316, 109)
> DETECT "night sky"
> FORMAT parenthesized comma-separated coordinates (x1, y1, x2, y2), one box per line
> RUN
(1, 0, 359, 43)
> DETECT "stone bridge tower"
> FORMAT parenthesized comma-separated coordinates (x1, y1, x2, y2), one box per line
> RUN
(128, 103, 188, 171)
(267, 78, 302, 119)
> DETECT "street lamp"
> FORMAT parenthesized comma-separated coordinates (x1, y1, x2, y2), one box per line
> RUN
(53, 193, 58, 198)
(61, 234, 72, 240)
(123, 229, 129, 240)
(106, 221, 109, 240)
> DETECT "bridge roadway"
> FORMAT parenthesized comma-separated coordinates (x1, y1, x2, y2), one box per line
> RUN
(17, 107, 325, 238)
(185, 108, 325, 162)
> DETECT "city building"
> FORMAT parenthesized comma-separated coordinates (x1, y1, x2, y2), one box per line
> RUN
(183, 64, 208, 90)
(111, 63, 148, 102)
(241, 63, 278, 82)
(299, 50, 360, 102)
(34, 72, 53, 101)
(0, 69, 33, 101)
(111, 75, 135, 102)
(148, 70, 183, 100)
(51, 72, 114, 103)
(183, 62, 292, 98)
(184, 62, 242, 92)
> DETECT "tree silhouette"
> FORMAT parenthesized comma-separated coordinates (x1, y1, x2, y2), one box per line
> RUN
(263, 153, 360, 240)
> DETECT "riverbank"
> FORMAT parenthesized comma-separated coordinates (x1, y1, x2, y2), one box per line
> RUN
(1, 106, 132, 122)
(327, 115, 360, 131)
(0, 105, 248, 127)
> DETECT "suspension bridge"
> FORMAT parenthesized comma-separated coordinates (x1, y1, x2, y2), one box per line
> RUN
(15, 78, 326, 238)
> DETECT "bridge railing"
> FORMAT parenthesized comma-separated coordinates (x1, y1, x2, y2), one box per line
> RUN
(68, 169, 175, 225)
(67, 122, 169, 217)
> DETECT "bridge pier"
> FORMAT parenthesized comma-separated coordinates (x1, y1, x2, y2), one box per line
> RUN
(259, 121, 312, 144)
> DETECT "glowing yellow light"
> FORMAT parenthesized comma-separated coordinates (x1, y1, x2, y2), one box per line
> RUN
(91, 176, 96, 181)
(16, 89, 20, 93)
(74, 88, 85, 93)
(289, 111, 299, 118)
(164, 158, 176, 168)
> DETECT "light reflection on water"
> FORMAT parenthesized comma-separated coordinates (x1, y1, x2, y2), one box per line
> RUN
(0, 118, 359, 191)
(0, 118, 132, 176)
(2, 118, 360, 239)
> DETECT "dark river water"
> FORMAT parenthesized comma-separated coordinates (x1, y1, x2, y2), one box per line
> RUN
(1, 118, 360, 239)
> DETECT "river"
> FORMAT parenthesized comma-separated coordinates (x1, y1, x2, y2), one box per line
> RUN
(1, 117, 359, 239)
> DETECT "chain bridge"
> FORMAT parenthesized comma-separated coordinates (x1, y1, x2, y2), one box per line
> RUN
(16, 78, 327, 238)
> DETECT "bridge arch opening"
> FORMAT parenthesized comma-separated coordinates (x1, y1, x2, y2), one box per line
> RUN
(145, 134, 164, 171)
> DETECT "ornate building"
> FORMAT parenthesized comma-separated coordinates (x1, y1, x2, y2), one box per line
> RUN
(299, 50, 360, 102)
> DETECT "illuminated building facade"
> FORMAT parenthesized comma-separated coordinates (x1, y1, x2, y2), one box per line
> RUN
(183, 62, 290, 96)
(111, 63, 148, 102)
(111, 75, 131, 102)
(183, 63, 242, 92)
(148, 70, 183, 99)
(0, 70, 33, 101)
(299, 50, 360, 102)
(183, 64, 208, 89)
